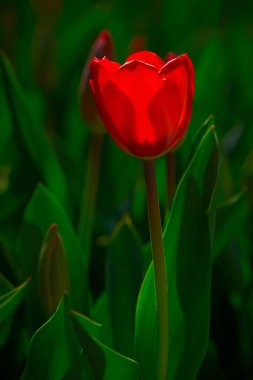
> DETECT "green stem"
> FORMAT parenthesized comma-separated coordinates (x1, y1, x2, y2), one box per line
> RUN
(143, 159, 169, 380)
(166, 152, 176, 211)
(78, 134, 103, 266)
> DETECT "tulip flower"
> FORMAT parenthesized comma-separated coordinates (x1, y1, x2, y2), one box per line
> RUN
(90, 49, 195, 380)
(89, 50, 194, 158)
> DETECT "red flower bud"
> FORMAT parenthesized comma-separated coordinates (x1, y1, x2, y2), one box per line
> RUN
(79, 30, 115, 134)
(166, 52, 178, 62)
(90, 50, 194, 158)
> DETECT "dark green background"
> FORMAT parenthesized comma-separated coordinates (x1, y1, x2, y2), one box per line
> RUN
(0, 1, 253, 379)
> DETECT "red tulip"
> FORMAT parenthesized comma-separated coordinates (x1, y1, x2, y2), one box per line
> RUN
(89, 50, 194, 158)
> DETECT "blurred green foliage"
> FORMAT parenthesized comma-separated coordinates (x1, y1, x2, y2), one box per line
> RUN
(0, 0, 253, 379)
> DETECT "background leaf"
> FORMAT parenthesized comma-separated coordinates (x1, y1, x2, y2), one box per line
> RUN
(0, 277, 29, 348)
(19, 184, 89, 330)
(0, 53, 68, 206)
(21, 294, 82, 380)
(106, 215, 144, 358)
(72, 310, 140, 380)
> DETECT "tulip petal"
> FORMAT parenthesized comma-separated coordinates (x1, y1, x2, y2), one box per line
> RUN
(90, 58, 121, 105)
(90, 57, 120, 85)
(102, 80, 136, 155)
(126, 50, 164, 70)
(148, 79, 182, 153)
(112, 60, 162, 106)
(90, 58, 137, 154)
(160, 54, 194, 96)
(159, 54, 194, 142)
(110, 61, 166, 149)
(90, 58, 122, 142)
(98, 56, 120, 73)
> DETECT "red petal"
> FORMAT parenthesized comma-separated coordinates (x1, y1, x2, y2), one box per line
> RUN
(90, 57, 120, 77)
(126, 50, 164, 70)
(148, 80, 182, 154)
(113, 60, 161, 103)
(89, 57, 120, 106)
(109, 60, 167, 153)
(103, 80, 174, 157)
(160, 53, 194, 100)
(89, 58, 120, 139)
(102, 81, 136, 155)
(159, 54, 194, 142)
(90, 58, 137, 155)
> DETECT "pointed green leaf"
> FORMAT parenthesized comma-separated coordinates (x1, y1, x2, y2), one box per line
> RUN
(0, 278, 30, 323)
(0, 52, 67, 204)
(19, 184, 89, 328)
(21, 294, 82, 380)
(91, 291, 113, 348)
(56, 6, 110, 80)
(134, 263, 157, 379)
(213, 191, 249, 259)
(0, 277, 30, 347)
(106, 215, 143, 357)
(0, 273, 13, 295)
(72, 311, 140, 380)
(0, 67, 13, 160)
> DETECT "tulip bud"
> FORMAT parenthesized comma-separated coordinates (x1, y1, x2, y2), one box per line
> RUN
(166, 52, 178, 62)
(79, 30, 115, 135)
(37, 224, 70, 316)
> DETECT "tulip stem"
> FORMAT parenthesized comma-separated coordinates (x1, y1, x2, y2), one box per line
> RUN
(166, 152, 176, 211)
(143, 159, 169, 380)
(78, 134, 103, 266)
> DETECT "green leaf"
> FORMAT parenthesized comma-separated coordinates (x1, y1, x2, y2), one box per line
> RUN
(72, 311, 140, 380)
(172, 177, 211, 380)
(56, 5, 110, 80)
(21, 294, 82, 380)
(0, 67, 13, 161)
(135, 126, 219, 380)
(0, 52, 68, 204)
(0, 273, 13, 295)
(106, 215, 144, 358)
(193, 36, 225, 131)
(134, 264, 158, 380)
(0, 278, 29, 323)
(71, 310, 102, 338)
(213, 191, 249, 259)
(99, 139, 141, 221)
(91, 291, 113, 348)
(181, 36, 225, 162)
(19, 184, 89, 328)
(0, 277, 30, 347)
